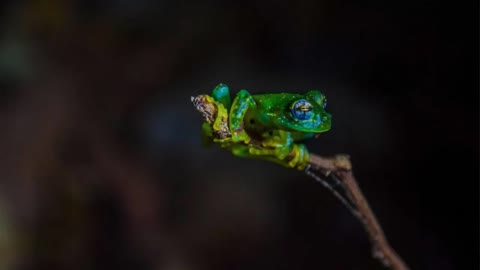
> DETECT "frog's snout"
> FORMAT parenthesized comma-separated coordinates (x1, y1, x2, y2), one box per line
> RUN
(320, 113, 332, 131)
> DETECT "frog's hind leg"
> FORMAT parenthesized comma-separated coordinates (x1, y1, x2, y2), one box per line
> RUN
(249, 131, 310, 170)
(211, 83, 232, 109)
(229, 89, 256, 143)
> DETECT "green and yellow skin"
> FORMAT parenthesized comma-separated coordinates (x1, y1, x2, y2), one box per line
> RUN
(202, 83, 332, 170)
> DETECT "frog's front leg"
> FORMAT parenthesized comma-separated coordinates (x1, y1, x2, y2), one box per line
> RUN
(287, 143, 310, 170)
(229, 90, 256, 143)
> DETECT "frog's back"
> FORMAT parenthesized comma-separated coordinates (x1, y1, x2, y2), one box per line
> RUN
(251, 93, 304, 109)
(242, 93, 306, 136)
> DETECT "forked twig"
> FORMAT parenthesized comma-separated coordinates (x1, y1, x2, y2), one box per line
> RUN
(191, 95, 410, 270)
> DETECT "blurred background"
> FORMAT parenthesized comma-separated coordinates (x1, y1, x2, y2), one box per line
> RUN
(0, 0, 477, 269)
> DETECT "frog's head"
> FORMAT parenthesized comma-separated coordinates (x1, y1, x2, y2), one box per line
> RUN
(275, 90, 331, 133)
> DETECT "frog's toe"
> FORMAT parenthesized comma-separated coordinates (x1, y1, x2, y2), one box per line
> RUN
(287, 158, 297, 168)
(288, 153, 301, 169)
(296, 145, 310, 170)
(287, 144, 309, 170)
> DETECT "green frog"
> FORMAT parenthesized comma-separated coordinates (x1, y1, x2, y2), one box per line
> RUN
(201, 83, 331, 170)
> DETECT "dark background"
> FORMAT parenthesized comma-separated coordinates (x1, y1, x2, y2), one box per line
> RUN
(0, 1, 477, 269)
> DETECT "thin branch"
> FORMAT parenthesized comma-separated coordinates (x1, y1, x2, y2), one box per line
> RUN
(308, 154, 410, 270)
(191, 94, 410, 270)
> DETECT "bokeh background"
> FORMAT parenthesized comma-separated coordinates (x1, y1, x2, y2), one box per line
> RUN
(0, 1, 477, 269)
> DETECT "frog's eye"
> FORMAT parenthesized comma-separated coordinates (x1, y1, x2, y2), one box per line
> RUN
(291, 99, 313, 120)
(323, 98, 327, 109)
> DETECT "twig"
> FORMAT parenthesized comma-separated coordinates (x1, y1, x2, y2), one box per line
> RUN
(308, 154, 410, 270)
(191, 94, 410, 270)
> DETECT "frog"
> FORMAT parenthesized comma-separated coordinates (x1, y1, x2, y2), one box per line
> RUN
(201, 83, 332, 170)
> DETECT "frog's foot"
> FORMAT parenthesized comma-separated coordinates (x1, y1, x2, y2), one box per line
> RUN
(287, 144, 310, 170)
(211, 83, 232, 109)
